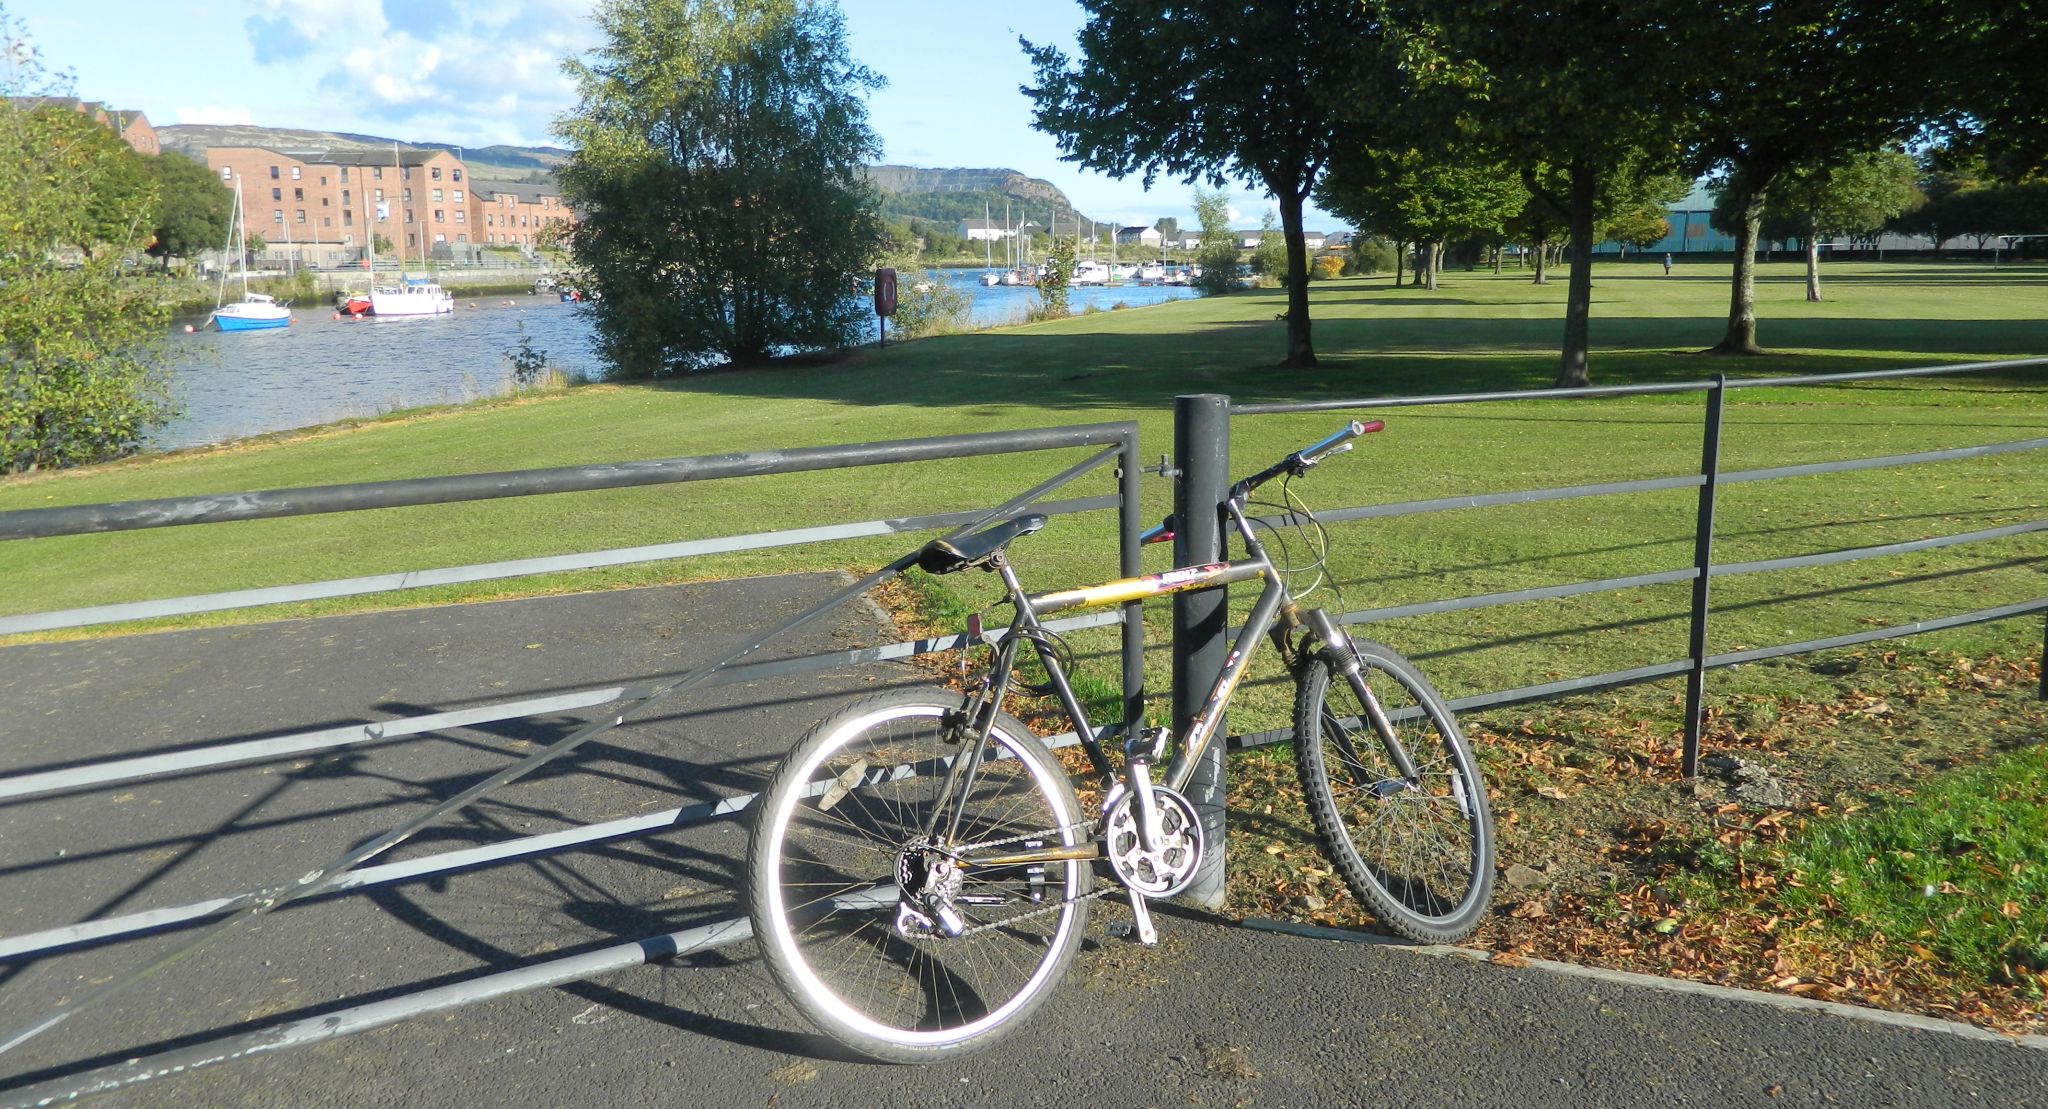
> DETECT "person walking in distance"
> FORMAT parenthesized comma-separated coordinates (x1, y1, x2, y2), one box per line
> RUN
(1663, 253, 1673, 275)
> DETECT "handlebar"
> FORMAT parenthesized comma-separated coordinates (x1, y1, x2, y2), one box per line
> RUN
(1238, 419, 1383, 495)
(1138, 419, 1385, 544)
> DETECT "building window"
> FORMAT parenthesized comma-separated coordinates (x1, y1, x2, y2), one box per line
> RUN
(456, 233, 467, 243)
(431, 167, 441, 180)
(373, 166, 382, 180)
(452, 169, 462, 181)
(271, 187, 282, 200)
(453, 190, 463, 203)
(318, 175, 327, 185)
(454, 210, 464, 224)
(273, 210, 284, 224)
(291, 166, 301, 180)
(407, 233, 416, 247)
(294, 188, 303, 201)
(431, 188, 442, 202)
(269, 165, 279, 179)
(321, 217, 332, 227)
(405, 209, 415, 224)
(321, 197, 329, 207)
(340, 167, 349, 183)
(295, 209, 306, 223)
(433, 209, 444, 223)
(219, 166, 231, 181)
(342, 190, 350, 205)
(403, 189, 412, 202)
(343, 211, 352, 226)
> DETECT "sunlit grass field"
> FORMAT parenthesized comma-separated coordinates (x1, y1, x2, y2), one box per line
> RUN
(2, 259, 2044, 736)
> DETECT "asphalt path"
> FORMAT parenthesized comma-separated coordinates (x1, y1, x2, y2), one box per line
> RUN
(1, 579, 2042, 1107)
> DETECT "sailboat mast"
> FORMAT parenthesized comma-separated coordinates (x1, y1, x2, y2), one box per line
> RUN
(235, 181, 250, 298)
(393, 142, 405, 278)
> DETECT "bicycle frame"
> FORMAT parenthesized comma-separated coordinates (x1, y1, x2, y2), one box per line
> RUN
(936, 494, 1423, 874)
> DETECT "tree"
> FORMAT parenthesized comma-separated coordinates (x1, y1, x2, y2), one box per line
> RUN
(1025, 0, 1411, 367)
(1420, 0, 1693, 385)
(27, 109, 156, 259)
(1681, 0, 1937, 354)
(0, 9, 175, 471)
(1191, 187, 1241, 295)
(1318, 146, 1525, 291)
(556, 0, 885, 374)
(1754, 150, 1917, 300)
(1153, 216, 1179, 241)
(144, 150, 231, 271)
(1038, 234, 1076, 318)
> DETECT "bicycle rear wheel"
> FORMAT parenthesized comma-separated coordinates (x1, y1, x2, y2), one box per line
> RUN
(748, 689, 1092, 1063)
(1293, 641, 1494, 943)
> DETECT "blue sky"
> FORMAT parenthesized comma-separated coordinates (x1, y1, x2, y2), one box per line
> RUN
(6, 0, 1339, 232)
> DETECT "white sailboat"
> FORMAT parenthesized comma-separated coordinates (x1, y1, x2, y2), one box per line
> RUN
(979, 200, 1001, 286)
(210, 181, 292, 332)
(368, 142, 454, 318)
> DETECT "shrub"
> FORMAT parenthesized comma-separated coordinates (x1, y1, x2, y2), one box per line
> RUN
(1312, 255, 1346, 280)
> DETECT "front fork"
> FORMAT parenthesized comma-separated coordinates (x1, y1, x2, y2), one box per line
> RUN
(1299, 608, 1422, 784)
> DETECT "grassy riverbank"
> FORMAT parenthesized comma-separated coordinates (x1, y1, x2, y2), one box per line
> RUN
(4, 257, 2044, 1029)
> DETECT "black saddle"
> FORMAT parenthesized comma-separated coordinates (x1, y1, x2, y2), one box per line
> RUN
(917, 514, 1047, 574)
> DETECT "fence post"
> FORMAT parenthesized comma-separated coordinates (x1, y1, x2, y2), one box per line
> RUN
(1117, 430, 1145, 733)
(2039, 611, 2046, 702)
(1173, 393, 1230, 909)
(1682, 374, 1727, 779)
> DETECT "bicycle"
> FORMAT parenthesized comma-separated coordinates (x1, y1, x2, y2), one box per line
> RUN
(746, 420, 1496, 1062)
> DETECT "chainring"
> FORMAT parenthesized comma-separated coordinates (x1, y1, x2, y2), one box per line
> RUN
(1101, 785, 1204, 897)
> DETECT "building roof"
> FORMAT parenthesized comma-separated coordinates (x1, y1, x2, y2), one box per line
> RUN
(208, 144, 455, 168)
(472, 179, 561, 204)
(6, 96, 149, 130)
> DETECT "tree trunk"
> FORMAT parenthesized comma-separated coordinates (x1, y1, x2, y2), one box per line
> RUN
(1278, 189, 1316, 367)
(1804, 214, 1823, 302)
(1712, 187, 1768, 355)
(1532, 242, 1548, 285)
(1493, 245, 1503, 274)
(1394, 238, 1404, 287)
(1556, 164, 1596, 388)
(1421, 241, 1438, 290)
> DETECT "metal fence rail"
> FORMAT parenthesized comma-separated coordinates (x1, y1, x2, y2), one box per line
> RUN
(1220, 358, 2048, 773)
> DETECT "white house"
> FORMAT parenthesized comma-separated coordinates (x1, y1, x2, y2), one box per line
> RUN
(959, 219, 1044, 242)
(1115, 225, 1164, 248)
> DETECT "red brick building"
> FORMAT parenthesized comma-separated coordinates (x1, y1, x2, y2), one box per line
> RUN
(201, 145, 572, 267)
(6, 97, 158, 154)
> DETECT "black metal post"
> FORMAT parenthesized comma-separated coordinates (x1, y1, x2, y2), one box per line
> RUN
(1173, 394, 1230, 908)
(2039, 611, 2047, 701)
(1118, 432, 1145, 735)
(1682, 375, 1726, 778)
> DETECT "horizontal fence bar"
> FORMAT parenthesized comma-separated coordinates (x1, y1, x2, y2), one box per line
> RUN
(1229, 356, 2048, 416)
(1233, 597, 2048, 747)
(1711, 518, 2048, 579)
(1259, 473, 1704, 527)
(1703, 597, 2048, 668)
(0, 422, 1138, 541)
(0, 728, 1094, 966)
(0, 917, 759, 1109)
(1719, 435, 2048, 486)
(0, 610, 1122, 804)
(1332, 568, 1699, 626)
(0, 494, 1119, 637)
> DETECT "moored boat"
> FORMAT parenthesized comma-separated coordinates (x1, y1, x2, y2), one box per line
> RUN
(214, 292, 291, 331)
(369, 277, 455, 317)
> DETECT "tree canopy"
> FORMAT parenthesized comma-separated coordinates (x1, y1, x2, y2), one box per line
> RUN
(556, 0, 885, 375)
(0, 8, 174, 472)
(1025, 0, 1414, 367)
(145, 150, 231, 268)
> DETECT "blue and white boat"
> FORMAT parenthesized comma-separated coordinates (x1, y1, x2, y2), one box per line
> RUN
(209, 181, 292, 333)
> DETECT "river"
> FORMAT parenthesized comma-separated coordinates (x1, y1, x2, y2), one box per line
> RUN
(155, 269, 1195, 450)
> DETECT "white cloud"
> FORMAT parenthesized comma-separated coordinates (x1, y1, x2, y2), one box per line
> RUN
(175, 105, 256, 125)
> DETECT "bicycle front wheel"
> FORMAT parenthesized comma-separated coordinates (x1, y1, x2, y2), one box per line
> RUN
(748, 689, 1092, 1063)
(1293, 641, 1494, 943)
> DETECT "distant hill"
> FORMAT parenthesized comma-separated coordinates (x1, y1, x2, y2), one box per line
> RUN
(156, 125, 569, 183)
(154, 128, 1103, 228)
(866, 164, 1101, 234)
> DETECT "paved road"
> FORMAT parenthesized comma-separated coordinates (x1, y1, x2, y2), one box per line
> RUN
(1, 580, 2042, 1107)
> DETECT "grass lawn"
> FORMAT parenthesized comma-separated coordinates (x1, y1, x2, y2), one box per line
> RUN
(3, 258, 2044, 1026)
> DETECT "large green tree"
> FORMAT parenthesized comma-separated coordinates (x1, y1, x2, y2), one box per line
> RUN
(144, 150, 231, 270)
(556, 0, 885, 374)
(1417, 0, 1691, 386)
(1681, 0, 1937, 354)
(0, 9, 174, 472)
(1748, 150, 1918, 301)
(1318, 146, 1525, 291)
(1025, 0, 1413, 368)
